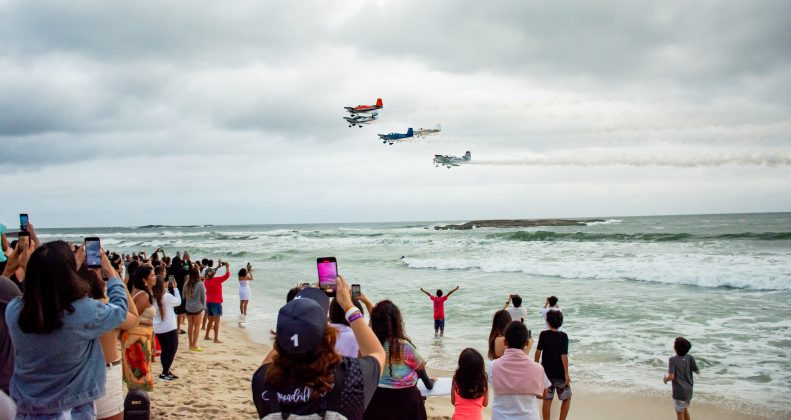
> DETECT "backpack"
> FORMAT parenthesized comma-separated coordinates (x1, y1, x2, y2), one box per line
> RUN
(123, 389, 150, 420)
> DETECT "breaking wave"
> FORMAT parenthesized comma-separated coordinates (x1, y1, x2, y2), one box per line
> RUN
(490, 231, 791, 243)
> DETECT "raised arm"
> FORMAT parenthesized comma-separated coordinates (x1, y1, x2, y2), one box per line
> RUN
(446, 286, 460, 298)
(503, 294, 512, 310)
(359, 293, 375, 315)
(419, 288, 433, 298)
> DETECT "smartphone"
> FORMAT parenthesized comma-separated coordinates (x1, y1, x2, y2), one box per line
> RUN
(316, 257, 338, 296)
(85, 237, 102, 269)
(167, 274, 175, 284)
(17, 231, 31, 248)
(19, 214, 29, 232)
(352, 284, 361, 299)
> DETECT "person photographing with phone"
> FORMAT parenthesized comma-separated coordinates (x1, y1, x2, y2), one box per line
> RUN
(204, 260, 230, 343)
(419, 285, 460, 337)
(238, 262, 254, 321)
(252, 276, 385, 419)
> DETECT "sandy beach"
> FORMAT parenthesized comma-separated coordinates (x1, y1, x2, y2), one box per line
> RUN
(144, 320, 776, 419)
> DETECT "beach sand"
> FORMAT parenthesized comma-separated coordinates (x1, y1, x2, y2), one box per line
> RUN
(146, 321, 774, 419)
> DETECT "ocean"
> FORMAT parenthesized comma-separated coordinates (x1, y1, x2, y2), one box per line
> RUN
(35, 212, 791, 415)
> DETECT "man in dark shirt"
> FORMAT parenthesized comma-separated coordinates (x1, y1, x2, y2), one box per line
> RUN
(535, 309, 571, 420)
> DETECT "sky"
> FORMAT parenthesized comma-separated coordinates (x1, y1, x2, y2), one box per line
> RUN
(1, 0, 790, 227)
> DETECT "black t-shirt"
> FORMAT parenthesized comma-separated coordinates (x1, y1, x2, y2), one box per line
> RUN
(537, 330, 569, 381)
(252, 356, 380, 420)
(169, 257, 190, 290)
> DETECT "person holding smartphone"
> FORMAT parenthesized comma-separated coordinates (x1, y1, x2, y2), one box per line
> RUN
(238, 264, 254, 320)
(252, 277, 385, 419)
(204, 261, 230, 343)
(6, 241, 129, 417)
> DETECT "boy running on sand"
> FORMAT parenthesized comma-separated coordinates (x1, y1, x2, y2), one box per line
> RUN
(664, 337, 700, 420)
(420, 286, 459, 337)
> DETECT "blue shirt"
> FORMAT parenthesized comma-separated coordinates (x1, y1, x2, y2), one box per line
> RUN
(5, 277, 128, 414)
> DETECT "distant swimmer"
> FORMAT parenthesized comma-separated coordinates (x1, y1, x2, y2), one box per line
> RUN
(419, 286, 460, 337)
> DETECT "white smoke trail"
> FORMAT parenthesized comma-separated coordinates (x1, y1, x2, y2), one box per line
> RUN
(468, 152, 791, 168)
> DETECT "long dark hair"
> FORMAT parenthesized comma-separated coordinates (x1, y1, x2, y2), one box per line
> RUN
(125, 260, 140, 292)
(77, 265, 105, 300)
(453, 348, 487, 399)
(266, 327, 340, 397)
(18, 241, 91, 333)
(488, 310, 511, 360)
(151, 275, 166, 320)
(130, 265, 154, 304)
(184, 265, 201, 300)
(370, 300, 414, 376)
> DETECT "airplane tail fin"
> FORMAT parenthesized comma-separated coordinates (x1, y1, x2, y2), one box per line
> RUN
(376, 98, 383, 107)
(407, 128, 413, 136)
(464, 151, 471, 160)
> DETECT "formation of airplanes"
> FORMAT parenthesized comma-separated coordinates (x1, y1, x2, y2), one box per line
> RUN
(343, 98, 470, 168)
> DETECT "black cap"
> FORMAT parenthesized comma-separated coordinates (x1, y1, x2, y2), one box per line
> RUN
(275, 287, 329, 355)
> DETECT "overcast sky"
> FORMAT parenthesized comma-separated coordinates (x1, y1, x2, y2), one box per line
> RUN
(1, 0, 790, 227)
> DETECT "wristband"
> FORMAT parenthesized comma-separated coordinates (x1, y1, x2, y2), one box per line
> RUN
(344, 307, 359, 320)
(347, 312, 363, 324)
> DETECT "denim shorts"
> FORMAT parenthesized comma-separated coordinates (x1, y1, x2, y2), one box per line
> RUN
(17, 402, 95, 420)
(206, 302, 223, 317)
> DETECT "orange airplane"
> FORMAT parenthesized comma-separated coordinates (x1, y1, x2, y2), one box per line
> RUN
(344, 98, 383, 115)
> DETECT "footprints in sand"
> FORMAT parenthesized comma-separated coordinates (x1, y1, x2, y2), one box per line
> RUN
(139, 324, 261, 418)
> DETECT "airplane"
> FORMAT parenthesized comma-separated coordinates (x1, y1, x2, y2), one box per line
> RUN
(343, 112, 378, 128)
(378, 128, 413, 145)
(344, 98, 383, 115)
(433, 151, 471, 168)
(414, 124, 441, 138)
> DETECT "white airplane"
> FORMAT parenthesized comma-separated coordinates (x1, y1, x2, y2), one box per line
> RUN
(414, 124, 441, 138)
(343, 112, 378, 128)
(433, 151, 471, 168)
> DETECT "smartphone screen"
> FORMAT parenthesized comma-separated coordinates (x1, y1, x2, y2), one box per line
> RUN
(317, 257, 338, 295)
(19, 214, 29, 232)
(352, 284, 361, 299)
(85, 237, 102, 269)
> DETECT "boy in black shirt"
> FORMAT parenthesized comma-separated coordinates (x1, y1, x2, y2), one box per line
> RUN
(535, 309, 570, 420)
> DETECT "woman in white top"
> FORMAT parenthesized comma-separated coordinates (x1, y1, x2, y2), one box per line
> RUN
(152, 275, 182, 381)
(238, 264, 253, 317)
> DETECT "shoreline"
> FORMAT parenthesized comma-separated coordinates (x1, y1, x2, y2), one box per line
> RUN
(144, 320, 783, 419)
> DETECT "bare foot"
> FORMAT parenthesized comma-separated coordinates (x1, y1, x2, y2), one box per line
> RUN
(214, 339, 223, 344)
(204, 336, 211, 340)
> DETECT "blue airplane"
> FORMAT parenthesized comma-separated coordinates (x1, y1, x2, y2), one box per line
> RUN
(377, 128, 414, 145)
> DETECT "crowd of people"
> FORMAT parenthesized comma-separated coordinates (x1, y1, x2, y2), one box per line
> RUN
(0, 221, 701, 420)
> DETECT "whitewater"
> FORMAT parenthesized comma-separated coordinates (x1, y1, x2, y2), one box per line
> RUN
(35, 212, 791, 414)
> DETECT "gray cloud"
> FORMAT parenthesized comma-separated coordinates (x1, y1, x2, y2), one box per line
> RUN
(0, 0, 789, 225)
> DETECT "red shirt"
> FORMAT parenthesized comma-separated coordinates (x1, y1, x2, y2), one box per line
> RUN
(430, 295, 448, 320)
(205, 269, 230, 303)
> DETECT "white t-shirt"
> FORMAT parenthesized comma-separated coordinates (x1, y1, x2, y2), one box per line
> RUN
(153, 289, 182, 334)
(331, 323, 360, 358)
(492, 393, 545, 420)
(506, 305, 528, 323)
(538, 307, 562, 330)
